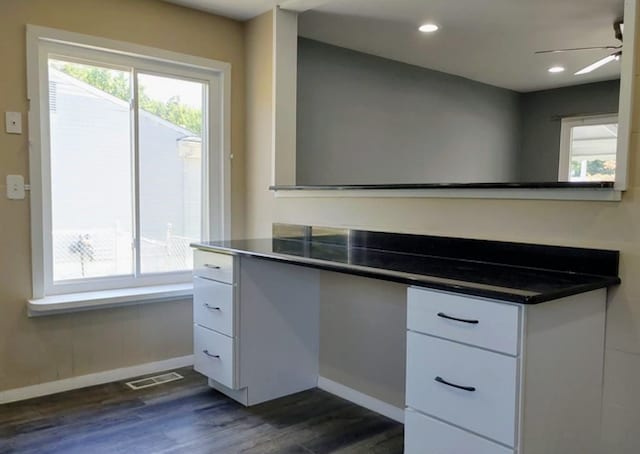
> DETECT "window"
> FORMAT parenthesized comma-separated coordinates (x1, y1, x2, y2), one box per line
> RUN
(28, 26, 230, 298)
(558, 114, 618, 182)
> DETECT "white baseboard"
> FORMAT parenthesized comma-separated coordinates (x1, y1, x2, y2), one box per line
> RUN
(0, 355, 194, 404)
(317, 376, 405, 423)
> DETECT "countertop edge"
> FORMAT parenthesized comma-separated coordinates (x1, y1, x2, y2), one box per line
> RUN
(191, 243, 619, 305)
(269, 182, 616, 190)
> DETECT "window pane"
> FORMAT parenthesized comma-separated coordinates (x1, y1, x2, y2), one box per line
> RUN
(49, 59, 134, 281)
(568, 123, 617, 182)
(138, 73, 205, 274)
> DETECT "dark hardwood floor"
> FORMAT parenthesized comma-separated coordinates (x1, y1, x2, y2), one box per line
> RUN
(0, 368, 403, 454)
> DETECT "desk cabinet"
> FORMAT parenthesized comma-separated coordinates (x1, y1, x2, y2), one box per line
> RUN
(192, 247, 608, 453)
(192, 249, 320, 406)
(405, 287, 607, 454)
(193, 250, 239, 391)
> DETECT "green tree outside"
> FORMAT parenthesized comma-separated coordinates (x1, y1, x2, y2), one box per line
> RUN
(54, 62, 203, 134)
(586, 159, 615, 176)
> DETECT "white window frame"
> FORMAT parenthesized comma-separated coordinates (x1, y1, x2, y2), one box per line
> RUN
(558, 113, 619, 182)
(27, 25, 231, 299)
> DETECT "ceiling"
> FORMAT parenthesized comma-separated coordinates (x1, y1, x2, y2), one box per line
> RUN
(163, 0, 280, 20)
(298, 0, 625, 92)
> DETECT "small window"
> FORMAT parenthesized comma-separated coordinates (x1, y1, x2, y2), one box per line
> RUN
(28, 26, 230, 298)
(558, 115, 618, 182)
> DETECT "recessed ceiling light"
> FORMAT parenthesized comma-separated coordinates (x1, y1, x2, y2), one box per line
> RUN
(548, 66, 565, 73)
(419, 23, 439, 33)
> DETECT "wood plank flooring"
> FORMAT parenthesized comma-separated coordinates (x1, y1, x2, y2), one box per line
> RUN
(0, 368, 403, 454)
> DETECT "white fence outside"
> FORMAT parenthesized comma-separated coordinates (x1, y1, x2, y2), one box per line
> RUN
(53, 227, 194, 281)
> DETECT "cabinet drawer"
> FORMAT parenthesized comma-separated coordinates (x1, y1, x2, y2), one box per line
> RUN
(407, 287, 520, 355)
(194, 325, 236, 389)
(406, 332, 518, 447)
(193, 277, 234, 337)
(405, 409, 514, 454)
(194, 250, 234, 283)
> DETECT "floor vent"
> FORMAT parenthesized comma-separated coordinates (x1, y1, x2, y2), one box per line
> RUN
(125, 372, 184, 390)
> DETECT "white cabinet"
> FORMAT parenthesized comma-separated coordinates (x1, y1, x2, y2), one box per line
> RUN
(406, 332, 518, 446)
(193, 276, 235, 337)
(192, 250, 238, 391)
(405, 286, 607, 454)
(194, 249, 234, 283)
(193, 324, 236, 388)
(405, 409, 514, 454)
(407, 289, 520, 355)
(192, 247, 608, 454)
(192, 248, 320, 407)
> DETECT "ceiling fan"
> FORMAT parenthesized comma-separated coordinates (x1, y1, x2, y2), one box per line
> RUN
(535, 20, 623, 75)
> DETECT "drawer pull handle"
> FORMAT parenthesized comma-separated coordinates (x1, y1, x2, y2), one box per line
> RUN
(437, 312, 479, 325)
(204, 264, 221, 270)
(435, 376, 476, 392)
(203, 350, 221, 359)
(204, 304, 221, 311)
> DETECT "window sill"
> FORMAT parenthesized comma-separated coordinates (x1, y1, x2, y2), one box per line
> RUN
(27, 283, 193, 317)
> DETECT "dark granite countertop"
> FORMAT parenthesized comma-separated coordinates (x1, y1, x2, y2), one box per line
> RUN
(191, 237, 620, 304)
(269, 182, 615, 191)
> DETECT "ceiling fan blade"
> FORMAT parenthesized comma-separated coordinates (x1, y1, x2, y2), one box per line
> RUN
(575, 54, 619, 75)
(535, 45, 621, 54)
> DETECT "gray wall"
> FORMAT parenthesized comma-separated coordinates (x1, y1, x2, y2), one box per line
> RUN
(297, 38, 620, 185)
(518, 80, 621, 181)
(296, 38, 522, 185)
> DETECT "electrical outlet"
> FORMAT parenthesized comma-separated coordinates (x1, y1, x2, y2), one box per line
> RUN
(6, 175, 25, 200)
(5, 112, 22, 134)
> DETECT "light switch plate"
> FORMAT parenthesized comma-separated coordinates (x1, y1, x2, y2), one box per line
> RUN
(6, 175, 25, 200)
(5, 112, 22, 134)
